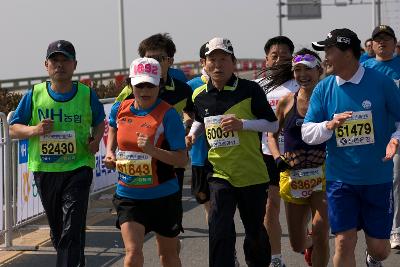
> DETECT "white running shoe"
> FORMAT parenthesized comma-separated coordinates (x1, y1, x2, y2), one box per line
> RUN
(269, 258, 286, 267)
(365, 250, 383, 267)
(390, 233, 400, 249)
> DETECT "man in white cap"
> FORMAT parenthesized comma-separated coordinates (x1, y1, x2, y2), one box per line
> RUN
(187, 37, 278, 267)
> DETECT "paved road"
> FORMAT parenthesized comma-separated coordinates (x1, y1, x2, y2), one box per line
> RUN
(2, 185, 400, 267)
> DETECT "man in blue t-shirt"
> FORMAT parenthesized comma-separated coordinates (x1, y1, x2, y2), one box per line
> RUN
(362, 25, 400, 87)
(362, 25, 400, 251)
(303, 28, 400, 267)
(359, 38, 375, 63)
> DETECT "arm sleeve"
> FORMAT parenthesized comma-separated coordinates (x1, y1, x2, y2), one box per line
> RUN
(90, 89, 106, 126)
(251, 83, 277, 122)
(242, 119, 278, 133)
(9, 90, 33, 125)
(163, 108, 186, 151)
(301, 121, 334, 145)
(188, 120, 205, 137)
(108, 101, 121, 128)
(383, 77, 400, 121)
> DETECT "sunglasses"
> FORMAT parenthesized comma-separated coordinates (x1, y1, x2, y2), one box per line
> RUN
(135, 82, 157, 89)
(292, 54, 317, 63)
(147, 54, 169, 63)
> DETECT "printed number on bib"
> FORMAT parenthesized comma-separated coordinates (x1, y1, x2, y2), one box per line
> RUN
(116, 151, 153, 186)
(204, 115, 240, 148)
(335, 111, 374, 147)
(40, 131, 76, 163)
(289, 166, 323, 198)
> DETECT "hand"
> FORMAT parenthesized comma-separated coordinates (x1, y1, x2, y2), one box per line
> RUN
(137, 132, 154, 154)
(185, 135, 195, 149)
(103, 152, 116, 169)
(326, 111, 353, 130)
(35, 118, 54, 136)
(88, 136, 100, 154)
(221, 115, 243, 132)
(275, 155, 291, 172)
(383, 138, 399, 161)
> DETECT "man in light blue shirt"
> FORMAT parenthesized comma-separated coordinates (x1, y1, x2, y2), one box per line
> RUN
(303, 28, 400, 267)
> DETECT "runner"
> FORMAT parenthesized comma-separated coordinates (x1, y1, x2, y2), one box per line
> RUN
(186, 43, 211, 222)
(359, 38, 375, 63)
(9, 40, 105, 266)
(268, 48, 329, 267)
(104, 57, 188, 267)
(108, 34, 194, 250)
(187, 37, 278, 267)
(258, 36, 299, 267)
(304, 28, 400, 267)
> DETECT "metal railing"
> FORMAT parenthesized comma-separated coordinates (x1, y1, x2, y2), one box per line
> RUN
(1, 59, 265, 92)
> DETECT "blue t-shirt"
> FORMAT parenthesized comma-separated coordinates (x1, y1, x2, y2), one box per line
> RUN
(304, 68, 400, 185)
(359, 52, 374, 63)
(10, 83, 105, 126)
(109, 98, 186, 199)
(187, 76, 208, 166)
(362, 57, 400, 85)
(168, 68, 187, 83)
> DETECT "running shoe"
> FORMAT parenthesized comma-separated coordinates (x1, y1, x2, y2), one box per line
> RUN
(304, 246, 313, 266)
(269, 257, 286, 267)
(365, 250, 383, 267)
(390, 233, 400, 249)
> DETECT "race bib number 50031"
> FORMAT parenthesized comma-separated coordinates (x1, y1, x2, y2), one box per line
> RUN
(335, 111, 374, 147)
(204, 115, 240, 148)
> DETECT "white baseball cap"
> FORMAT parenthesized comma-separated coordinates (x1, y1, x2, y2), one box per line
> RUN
(129, 57, 161, 86)
(204, 37, 234, 56)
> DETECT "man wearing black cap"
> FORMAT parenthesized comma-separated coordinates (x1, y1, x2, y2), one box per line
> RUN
(362, 25, 400, 251)
(9, 40, 105, 267)
(362, 25, 400, 86)
(187, 37, 278, 267)
(301, 28, 400, 267)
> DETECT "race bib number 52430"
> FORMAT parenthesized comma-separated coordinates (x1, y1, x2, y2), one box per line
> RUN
(40, 131, 76, 163)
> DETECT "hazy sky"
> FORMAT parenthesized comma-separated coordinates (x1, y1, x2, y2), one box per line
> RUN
(1, 0, 399, 79)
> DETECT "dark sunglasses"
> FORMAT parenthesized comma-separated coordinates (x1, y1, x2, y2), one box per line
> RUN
(135, 82, 157, 89)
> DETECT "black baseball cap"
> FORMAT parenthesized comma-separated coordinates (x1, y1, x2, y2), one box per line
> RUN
(46, 40, 76, 60)
(372, 25, 396, 39)
(312, 28, 361, 51)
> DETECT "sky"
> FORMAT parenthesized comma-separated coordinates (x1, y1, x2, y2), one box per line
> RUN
(1, 0, 399, 79)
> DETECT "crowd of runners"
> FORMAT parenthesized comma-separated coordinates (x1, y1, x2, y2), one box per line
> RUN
(7, 24, 400, 267)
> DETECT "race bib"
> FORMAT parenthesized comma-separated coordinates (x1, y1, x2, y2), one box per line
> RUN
(40, 131, 76, 163)
(289, 166, 323, 198)
(204, 115, 240, 148)
(116, 151, 153, 186)
(335, 111, 375, 147)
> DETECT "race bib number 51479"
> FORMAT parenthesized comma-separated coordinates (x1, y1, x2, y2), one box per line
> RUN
(335, 111, 374, 147)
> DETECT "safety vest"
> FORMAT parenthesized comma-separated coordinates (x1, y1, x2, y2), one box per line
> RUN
(28, 81, 94, 172)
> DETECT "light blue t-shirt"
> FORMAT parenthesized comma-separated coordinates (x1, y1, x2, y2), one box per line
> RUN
(169, 68, 187, 83)
(109, 98, 186, 199)
(304, 68, 400, 185)
(359, 52, 374, 63)
(362, 57, 400, 86)
(187, 75, 208, 166)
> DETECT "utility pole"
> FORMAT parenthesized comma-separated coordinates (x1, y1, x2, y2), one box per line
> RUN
(118, 0, 126, 69)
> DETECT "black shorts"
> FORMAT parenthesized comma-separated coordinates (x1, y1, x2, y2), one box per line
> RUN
(263, 154, 280, 187)
(112, 192, 182, 238)
(191, 165, 210, 204)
